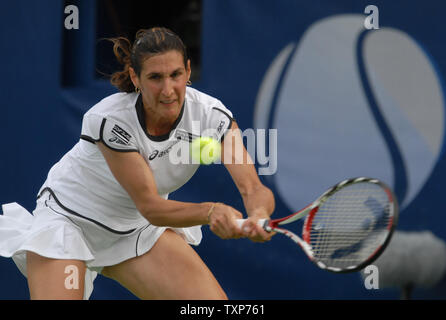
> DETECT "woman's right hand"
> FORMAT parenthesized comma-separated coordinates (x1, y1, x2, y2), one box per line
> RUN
(208, 203, 244, 240)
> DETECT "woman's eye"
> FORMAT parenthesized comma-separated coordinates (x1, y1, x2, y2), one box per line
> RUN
(172, 71, 182, 78)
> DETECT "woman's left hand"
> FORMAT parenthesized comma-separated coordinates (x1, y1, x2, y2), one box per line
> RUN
(240, 212, 275, 243)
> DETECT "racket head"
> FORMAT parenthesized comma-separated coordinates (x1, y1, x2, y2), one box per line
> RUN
(302, 177, 399, 273)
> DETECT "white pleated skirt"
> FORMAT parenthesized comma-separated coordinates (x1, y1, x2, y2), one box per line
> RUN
(0, 191, 202, 299)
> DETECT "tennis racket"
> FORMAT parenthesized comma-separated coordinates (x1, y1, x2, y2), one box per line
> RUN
(237, 177, 398, 273)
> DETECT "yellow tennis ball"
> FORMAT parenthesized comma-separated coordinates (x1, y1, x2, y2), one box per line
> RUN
(190, 137, 221, 165)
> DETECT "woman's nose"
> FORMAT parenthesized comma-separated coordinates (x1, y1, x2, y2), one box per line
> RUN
(161, 79, 174, 97)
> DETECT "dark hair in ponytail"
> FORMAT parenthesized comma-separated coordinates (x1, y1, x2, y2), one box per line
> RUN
(109, 27, 188, 93)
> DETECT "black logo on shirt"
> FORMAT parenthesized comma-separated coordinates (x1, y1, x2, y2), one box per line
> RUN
(174, 129, 199, 142)
(148, 140, 181, 161)
(109, 124, 131, 145)
(149, 150, 159, 160)
(217, 120, 225, 133)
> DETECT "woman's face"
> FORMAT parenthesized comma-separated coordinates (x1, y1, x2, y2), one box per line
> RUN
(131, 50, 191, 124)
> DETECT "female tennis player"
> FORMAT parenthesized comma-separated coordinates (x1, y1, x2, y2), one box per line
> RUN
(0, 27, 275, 300)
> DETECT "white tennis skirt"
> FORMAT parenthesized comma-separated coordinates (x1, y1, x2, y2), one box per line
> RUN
(0, 191, 202, 299)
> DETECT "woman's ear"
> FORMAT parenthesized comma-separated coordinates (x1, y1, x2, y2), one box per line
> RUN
(129, 67, 140, 90)
(186, 59, 192, 82)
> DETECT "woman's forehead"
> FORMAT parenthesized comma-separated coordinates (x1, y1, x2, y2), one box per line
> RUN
(141, 50, 185, 73)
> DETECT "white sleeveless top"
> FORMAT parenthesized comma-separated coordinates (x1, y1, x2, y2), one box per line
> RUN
(37, 87, 233, 237)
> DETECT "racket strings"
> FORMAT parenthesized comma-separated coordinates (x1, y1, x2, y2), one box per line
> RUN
(308, 182, 393, 270)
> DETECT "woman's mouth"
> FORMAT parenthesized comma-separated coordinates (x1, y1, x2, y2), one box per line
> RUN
(160, 100, 176, 106)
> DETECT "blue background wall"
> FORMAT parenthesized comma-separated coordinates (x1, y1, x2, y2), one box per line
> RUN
(1, 0, 446, 299)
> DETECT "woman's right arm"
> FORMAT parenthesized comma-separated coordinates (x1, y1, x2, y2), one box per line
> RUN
(97, 142, 243, 238)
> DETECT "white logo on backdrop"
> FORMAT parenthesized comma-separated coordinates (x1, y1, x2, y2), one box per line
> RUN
(254, 15, 445, 211)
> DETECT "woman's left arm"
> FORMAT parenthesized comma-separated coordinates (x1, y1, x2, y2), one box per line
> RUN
(221, 121, 275, 242)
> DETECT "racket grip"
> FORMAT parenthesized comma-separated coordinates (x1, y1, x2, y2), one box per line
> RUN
(236, 218, 268, 230)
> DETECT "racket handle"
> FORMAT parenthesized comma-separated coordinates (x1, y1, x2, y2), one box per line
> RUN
(236, 218, 268, 230)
